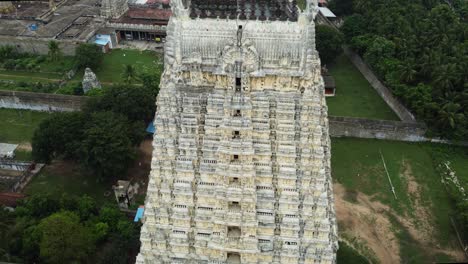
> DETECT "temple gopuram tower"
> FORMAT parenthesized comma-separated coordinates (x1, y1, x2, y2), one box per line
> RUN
(137, 0, 338, 263)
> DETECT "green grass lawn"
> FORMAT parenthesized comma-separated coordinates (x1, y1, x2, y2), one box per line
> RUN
(326, 54, 399, 120)
(337, 242, 370, 264)
(24, 161, 114, 205)
(0, 70, 62, 82)
(331, 137, 467, 262)
(73, 49, 161, 83)
(0, 108, 50, 144)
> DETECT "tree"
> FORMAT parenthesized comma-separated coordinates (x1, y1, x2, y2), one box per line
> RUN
(341, 14, 367, 41)
(121, 64, 138, 84)
(75, 43, 103, 70)
(79, 112, 136, 178)
(363, 36, 395, 70)
(47, 41, 61, 62)
(140, 64, 163, 96)
(315, 25, 344, 64)
(32, 112, 86, 163)
(37, 211, 94, 264)
(328, 0, 354, 16)
(86, 84, 156, 123)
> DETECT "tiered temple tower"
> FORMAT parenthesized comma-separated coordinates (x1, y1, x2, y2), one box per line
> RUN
(137, 0, 338, 263)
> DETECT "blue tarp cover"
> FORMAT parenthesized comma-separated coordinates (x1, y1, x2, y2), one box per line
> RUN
(134, 207, 144, 222)
(94, 38, 109, 46)
(146, 122, 156, 134)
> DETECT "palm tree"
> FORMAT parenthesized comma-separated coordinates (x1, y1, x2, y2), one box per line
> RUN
(47, 41, 61, 62)
(121, 64, 138, 84)
(397, 60, 418, 84)
(437, 101, 465, 129)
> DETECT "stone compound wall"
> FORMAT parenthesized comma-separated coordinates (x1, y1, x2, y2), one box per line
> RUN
(0, 36, 79, 56)
(343, 47, 417, 123)
(329, 116, 427, 141)
(0, 90, 87, 111)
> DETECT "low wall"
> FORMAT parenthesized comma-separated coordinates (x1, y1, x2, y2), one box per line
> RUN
(329, 116, 427, 142)
(0, 90, 87, 111)
(0, 161, 30, 171)
(0, 36, 80, 56)
(343, 47, 417, 123)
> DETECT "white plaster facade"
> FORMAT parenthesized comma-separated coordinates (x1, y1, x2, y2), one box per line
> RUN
(137, 1, 338, 263)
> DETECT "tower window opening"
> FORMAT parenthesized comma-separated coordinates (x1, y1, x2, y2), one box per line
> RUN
(235, 77, 241, 91)
(233, 130, 240, 139)
(234, 109, 241, 117)
(233, 155, 239, 160)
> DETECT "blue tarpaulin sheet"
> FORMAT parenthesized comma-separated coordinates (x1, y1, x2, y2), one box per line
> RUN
(94, 38, 109, 46)
(146, 122, 156, 134)
(134, 207, 144, 222)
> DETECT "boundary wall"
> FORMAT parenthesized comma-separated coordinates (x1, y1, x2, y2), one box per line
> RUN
(0, 90, 87, 111)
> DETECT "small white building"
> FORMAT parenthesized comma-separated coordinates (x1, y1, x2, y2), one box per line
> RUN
(0, 143, 18, 159)
(319, 7, 337, 19)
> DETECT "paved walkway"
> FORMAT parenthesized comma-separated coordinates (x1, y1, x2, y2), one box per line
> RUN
(117, 41, 164, 52)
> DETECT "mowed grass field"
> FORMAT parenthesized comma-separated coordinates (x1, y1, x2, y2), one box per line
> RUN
(0, 108, 50, 144)
(326, 55, 400, 121)
(73, 49, 161, 83)
(24, 161, 114, 205)
(331, 137, 468, 263)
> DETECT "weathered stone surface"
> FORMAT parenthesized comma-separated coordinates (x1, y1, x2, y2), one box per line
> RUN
(101, 0, 128, 19)
(137, 0, 338, 263)
(81, 68, 101, 93)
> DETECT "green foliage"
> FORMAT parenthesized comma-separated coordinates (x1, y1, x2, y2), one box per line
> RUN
(32, 83, 155, 177)
(47, 41, 61, 62)
(342, 1, 468, 139)
(37, 211, 94, 264)
(87, 84, 156, 123)
(79, 112, 136, 178)
(341, 14, 367, 42)
(1, 194, 140, 263)
(32, 112, 86, 163)
(0, 45, 18, 62)
(315, 25, 344, 64)
(121, 64, 139, 84)
(75, 43, 103, 70)
(328, 0, 354, 16)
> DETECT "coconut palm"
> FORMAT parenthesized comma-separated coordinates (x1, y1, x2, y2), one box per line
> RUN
(121, 64, 138, 84)
(47, 41, 61, 62)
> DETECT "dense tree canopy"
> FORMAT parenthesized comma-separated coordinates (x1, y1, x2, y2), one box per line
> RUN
(79, 112, 137, 178)
(32, 84, 153, 178)
(32, 112, 86, 163)
(341, 0, 468, 139)
(75, 43, 104, 70)
(0, 194, 140, 263)
(38, 211, 94, 263)
(86, 84, 156, 123)
(315, 25, 344, 64)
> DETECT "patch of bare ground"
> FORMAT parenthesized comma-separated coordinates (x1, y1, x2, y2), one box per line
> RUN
(17, 143, 32, 151)
(125, 139, 152, 195)
(335, 183, 399, 264)
(334, 161, 467, 263)
(399, 161, 466, 261)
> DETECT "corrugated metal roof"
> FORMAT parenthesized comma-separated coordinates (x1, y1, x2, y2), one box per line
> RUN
(319, 7, 336, 18)
(0, 143, 18, 158)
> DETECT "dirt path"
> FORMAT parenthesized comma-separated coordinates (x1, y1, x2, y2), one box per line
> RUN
(334, 163, 467, 263)
(17, 143, 32, 151)
(334, 183, 400, 264)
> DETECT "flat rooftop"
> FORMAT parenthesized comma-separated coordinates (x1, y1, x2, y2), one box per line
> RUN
(111, 6, 171, 25)
(0, 0, 101, 40)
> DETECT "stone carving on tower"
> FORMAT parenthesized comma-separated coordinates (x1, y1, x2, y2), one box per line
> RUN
(137, 0, 338, 263)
